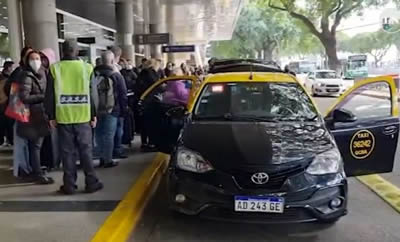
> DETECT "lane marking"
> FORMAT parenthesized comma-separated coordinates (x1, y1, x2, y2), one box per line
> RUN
(91, 153, 169, 242)
(357, 175, 400, 213)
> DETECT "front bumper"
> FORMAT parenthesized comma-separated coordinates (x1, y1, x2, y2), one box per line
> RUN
(168, 169, 348, 224)
(313, 86, 344, 96)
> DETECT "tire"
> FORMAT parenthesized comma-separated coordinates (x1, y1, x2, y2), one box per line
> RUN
(311, 87, 318, 97)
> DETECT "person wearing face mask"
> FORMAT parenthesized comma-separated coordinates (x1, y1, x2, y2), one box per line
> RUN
(17, 51, 53, 184)
(4, 46, 33, 179)
(164, 62, 175, 77)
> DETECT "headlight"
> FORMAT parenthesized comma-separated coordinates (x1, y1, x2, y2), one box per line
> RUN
(316, 82, 325, 87)
(176, 148, 213, 173)
(306, 149, 342, 175)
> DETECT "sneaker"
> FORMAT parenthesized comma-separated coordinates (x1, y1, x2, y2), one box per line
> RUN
(103, 161, 119, 168)
(58, 185, 77, 195)
(35, 175, 55, 185)
(85, 182, 104, 193)
(113, 153, 128, 159)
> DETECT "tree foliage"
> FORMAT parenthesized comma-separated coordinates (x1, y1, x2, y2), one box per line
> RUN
(211, 1, 297, 60)
(264, 0, 390, 70)
(342, 30, 395, 67)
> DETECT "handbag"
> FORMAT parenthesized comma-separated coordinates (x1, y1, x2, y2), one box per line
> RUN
(15, 75, 50, 140)
(5, 82, 30, 122)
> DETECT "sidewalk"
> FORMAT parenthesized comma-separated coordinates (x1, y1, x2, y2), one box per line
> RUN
(0, 140, 156, 242)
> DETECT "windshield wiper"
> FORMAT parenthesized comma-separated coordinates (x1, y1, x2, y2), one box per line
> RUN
(224, 113, 277, 122)
(195, 113, 277, 122)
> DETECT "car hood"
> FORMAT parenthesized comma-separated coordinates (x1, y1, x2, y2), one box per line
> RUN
(181, 121, 335, 172)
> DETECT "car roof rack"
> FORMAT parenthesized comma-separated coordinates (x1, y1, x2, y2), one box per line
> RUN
(208, 58, 284, 74)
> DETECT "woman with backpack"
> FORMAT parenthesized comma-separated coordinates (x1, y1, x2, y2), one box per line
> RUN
(17, 51, 53, 184)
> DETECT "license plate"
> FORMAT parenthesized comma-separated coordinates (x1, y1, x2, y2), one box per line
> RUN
(327, 89, 339, 92)
(234, 196, 284, 213)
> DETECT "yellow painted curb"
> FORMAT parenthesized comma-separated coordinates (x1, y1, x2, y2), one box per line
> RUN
(357, 175, 400, 213)
(91, 153, 169, 242)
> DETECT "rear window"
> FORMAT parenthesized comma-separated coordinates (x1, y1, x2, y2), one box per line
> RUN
(194, 82, 318, 121)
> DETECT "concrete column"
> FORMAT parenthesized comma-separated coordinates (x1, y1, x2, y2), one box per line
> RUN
(21, 0, 59, 60)
(134, 0, 146, 63)
(7, 0, 23, 62)
(166, 3, 175, 63)
(149, 0, 165, 59)
(116, 1, 135, 64)
(143, 0, 151, 58)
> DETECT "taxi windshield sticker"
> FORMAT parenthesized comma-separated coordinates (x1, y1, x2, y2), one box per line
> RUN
(350, 130, 375, 159)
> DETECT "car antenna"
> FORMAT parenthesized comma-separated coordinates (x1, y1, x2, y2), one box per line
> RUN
(249, 62, 254, 80)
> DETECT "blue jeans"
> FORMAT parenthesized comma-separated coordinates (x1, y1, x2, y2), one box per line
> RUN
(13, 124, 31, 177)
(113, 117, 124, 156)
(95, 115, 118, 163)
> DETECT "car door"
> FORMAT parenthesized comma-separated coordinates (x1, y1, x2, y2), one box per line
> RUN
(325, 76, 399, 177)
(139, 76, 199, 152)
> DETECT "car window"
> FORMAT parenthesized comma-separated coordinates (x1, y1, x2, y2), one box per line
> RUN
(334, 81, 392, 119)
(144, 79, 193, 106)
(316, 72, 338, 79)
(194, 82, 318, 121)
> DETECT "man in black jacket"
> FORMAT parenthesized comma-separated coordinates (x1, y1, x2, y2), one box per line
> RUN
(94, 51, 128, 167)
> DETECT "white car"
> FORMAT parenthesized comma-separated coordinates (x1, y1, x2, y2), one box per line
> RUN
(307, 70, 347, 97)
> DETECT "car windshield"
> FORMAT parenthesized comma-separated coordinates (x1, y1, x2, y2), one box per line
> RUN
(316, 72, 338, 79)
(194, 82, 318, 121)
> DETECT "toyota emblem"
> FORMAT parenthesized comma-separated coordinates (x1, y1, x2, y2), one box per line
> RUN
(251, 172, 269, 185)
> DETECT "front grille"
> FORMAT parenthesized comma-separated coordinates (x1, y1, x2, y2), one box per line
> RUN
(201, 207, 314, 223)
(233, 165, 305, 190)
(326, 84, 340, 88)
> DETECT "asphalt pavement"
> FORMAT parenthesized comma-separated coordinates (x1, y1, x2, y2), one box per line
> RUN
(131, 97, 400, 242)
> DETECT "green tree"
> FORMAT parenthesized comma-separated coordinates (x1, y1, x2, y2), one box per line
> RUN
(265, 0, 390, 70)
(343, 31, 394, 67)
(211, 2, 297, 60)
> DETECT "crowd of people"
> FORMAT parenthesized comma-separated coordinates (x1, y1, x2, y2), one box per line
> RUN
(0, 39, 205, 195)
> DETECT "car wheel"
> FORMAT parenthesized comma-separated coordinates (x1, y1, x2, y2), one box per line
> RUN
(311, 87, 317, 97)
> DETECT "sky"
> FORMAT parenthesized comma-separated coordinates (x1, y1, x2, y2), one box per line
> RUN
(338, 1, 398, 61)
(339, 2, 397, 37)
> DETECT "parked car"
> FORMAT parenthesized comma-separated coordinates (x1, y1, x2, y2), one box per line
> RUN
(307, 70, 347, 97)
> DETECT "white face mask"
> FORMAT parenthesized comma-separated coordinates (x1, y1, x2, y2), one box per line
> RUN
(127, 65, 133, 70)
(29, 60, 41, 73)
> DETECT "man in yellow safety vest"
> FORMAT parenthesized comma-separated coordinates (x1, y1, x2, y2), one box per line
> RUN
(45, 39, 103, 195)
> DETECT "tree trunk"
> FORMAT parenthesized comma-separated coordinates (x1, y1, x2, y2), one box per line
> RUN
(321, 35, 341, 71)
(263, 46, 275, 61)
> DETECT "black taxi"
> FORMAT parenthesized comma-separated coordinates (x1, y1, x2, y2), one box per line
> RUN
(139, 59, 399, 224)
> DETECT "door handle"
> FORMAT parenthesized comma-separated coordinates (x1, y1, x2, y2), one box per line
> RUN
(383, 125, 398, 135)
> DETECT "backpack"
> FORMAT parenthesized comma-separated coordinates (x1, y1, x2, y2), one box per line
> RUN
(96, 74, 115, 115)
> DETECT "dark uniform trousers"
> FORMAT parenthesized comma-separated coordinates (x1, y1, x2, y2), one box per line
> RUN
(58, 123, 99, 189)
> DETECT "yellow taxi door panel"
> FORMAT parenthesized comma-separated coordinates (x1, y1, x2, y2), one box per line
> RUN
(324, 76, 399, 177)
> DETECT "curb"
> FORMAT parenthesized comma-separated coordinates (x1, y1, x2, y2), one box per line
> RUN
(91, 153, 170, 242)
(357, 175, 400, 214)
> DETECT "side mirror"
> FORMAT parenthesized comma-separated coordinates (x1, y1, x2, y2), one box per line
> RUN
(332, 109, 357, 123)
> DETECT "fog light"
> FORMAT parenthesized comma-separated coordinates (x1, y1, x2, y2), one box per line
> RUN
(330, 198, 342, 208)
(175, 194, 186, 203)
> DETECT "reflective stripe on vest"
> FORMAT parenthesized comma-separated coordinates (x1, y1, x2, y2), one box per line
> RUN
(51, 60, 93, 124)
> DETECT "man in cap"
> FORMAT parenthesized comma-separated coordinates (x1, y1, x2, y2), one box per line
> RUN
(45, 39, 103, 195)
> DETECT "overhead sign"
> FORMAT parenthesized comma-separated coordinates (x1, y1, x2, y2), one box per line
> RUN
(162, 45, 195, 53)
(77, 37, 96, 44)
(134, 33, 170, 45)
